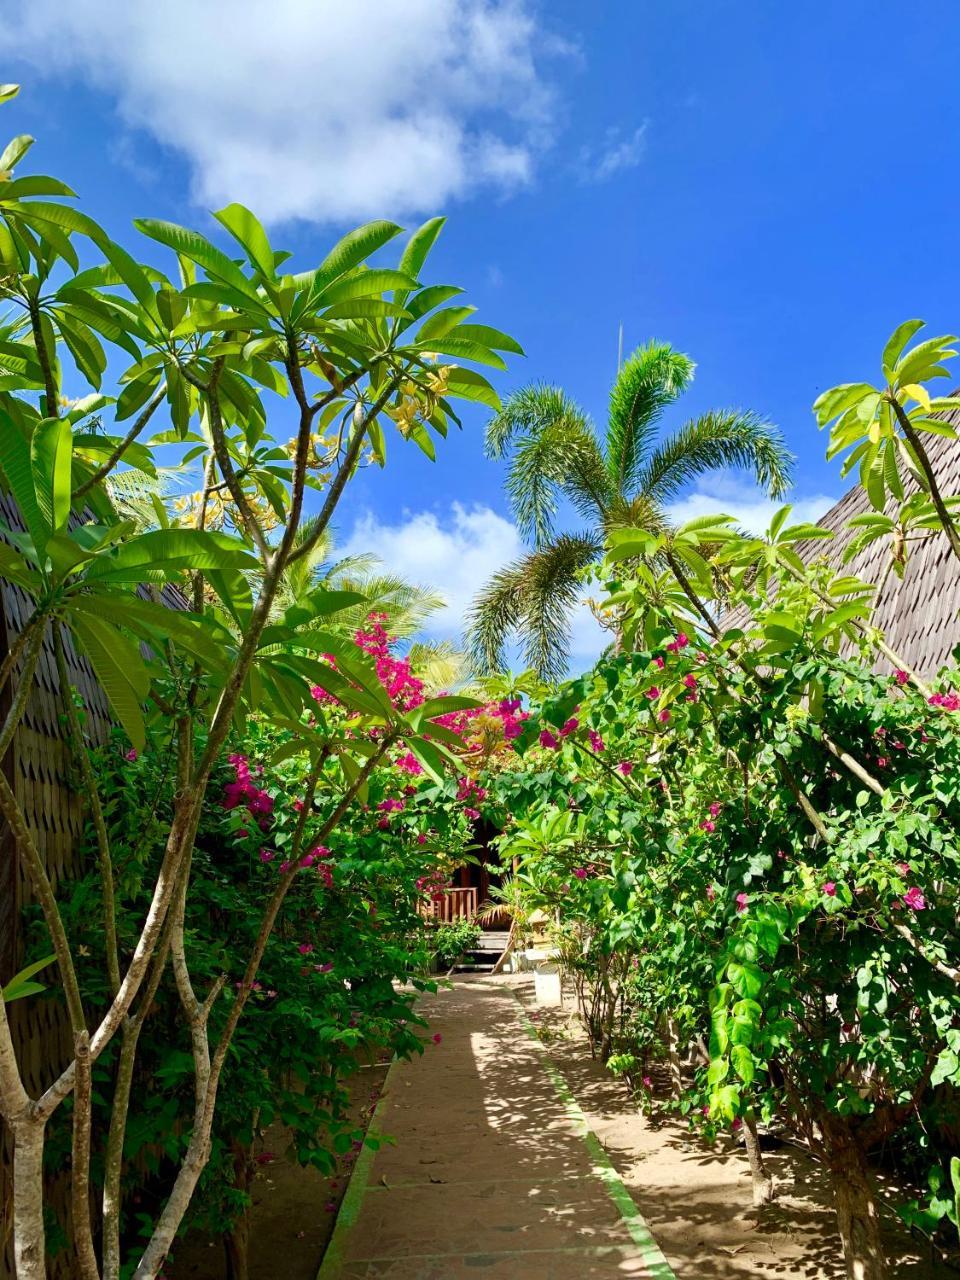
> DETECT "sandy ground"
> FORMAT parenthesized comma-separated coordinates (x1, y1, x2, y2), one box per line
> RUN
(166, 1060, 390, 1280)
(512, 976, 948, 1280)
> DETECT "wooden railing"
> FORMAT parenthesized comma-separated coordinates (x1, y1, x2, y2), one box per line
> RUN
(422, 887, 478, 923)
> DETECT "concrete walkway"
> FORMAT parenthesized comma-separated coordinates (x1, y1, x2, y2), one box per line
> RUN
(319, 978, 675, 1279)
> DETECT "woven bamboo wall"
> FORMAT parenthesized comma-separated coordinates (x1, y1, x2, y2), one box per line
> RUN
(723, 414, 960, 676)
(0, 490, 114, 1279)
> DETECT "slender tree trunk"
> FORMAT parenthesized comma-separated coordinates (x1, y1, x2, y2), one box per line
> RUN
(742, 1112, 775, 1207)
(222, 1141, 252, 1280)
(822, 1117, 886, 1280)
(11, 1118, 46, 1280)
(665, 1016, 683, 1100)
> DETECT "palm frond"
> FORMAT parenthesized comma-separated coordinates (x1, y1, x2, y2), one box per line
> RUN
(486, 384, 607, 547)
(637, 409, 794, 505)
(607, 341, 694, 495)
(405, 639, 474, 694)
(518, 533, 603, 682)
(466, 558, 531, 676)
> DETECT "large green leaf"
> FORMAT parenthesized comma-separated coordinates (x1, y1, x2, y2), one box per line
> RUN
(83, 528, 259, 584)
(133, 218, 267, 312)
(309, 220, 402, 295)
(31, 417, 73, 543)
(213, 203, 276, 280)
(0, 411, 46, 550)
(69, 613, 148, 749)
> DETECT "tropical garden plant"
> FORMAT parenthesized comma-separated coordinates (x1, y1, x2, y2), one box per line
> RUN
(478, 322, 960, 1279)
(0, 83, 520, 1279)
(467, 340, 792, 679)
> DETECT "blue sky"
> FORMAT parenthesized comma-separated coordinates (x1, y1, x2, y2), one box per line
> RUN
(3, 1, 958, 664)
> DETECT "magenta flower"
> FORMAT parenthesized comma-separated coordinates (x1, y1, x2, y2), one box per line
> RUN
(539, 729, 560, 749)
(617, 760, 634, 776)
(653, 655, 665, 669)
(123, 748, 138, 762)
(706, 884, 716, 901)
(297, 942, 314, 955)
(645, 686, 661, 700)
(432, 1033, 442, 1044)
(683, 673, 697, 690)
(895, 861, 910, 876)
(258, 848, 275, 863)
(463, 806, 481, 821)
(699, 819, 715, 834)
(735, 892, 749, 914)
(823, 881, 837, 897)
(417, 833, 427, 845)
(658, 709, 671, 723)
(903, 887, 926, 911)
(560, 717, 579, 737)
(708, 802, 721, 818)
(642, 1075, 653, 1089)
(588, 730, 605, 752)
(894, 669, 909, 686)
(572, 867, 588, 880)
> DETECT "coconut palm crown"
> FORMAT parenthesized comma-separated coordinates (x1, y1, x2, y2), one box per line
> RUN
(466, 341, 793, 680)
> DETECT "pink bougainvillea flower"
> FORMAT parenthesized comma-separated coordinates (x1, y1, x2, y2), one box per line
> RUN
(297, 943, 314, 955)
(706, 884, 716, 901)
(572, 867, 588, 880)
(124, 747, 138, 762)
(463, 806, 481, 821)
(560, 717, 579, 736)
(645, 685, 661, 700)
(314, 962, 334, 973)
(658, 709, 671, 723)
(683, 673, 698, 690)
(666, 632, 690, 654)
(823, 881, 837, 897)
(894, 669, 910, 685)
(417, 833, 427, 845)
(395, 751, 423, 776)
(588, 729, 605, 753)
(539, 729, 560, 749)
(699, 819, 715, 834)
(642, 1075, 653, 1089)
(903, 886, 926, 911)
(376, 817, 391, 830)
(735, 892, 750, 914)
(731, 1117, 743, 1133)
(895, 861, 910, 876)
(653, 655, 665, 669)
(708, 802, 721, 818)
(259, 848, 275, 863)
(432, 1033, 442, 1044)
(279, 860, 292, 873)
(617, 760, 634, 776)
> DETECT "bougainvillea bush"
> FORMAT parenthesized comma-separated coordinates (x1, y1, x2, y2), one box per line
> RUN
(486, 327, 960, 1280)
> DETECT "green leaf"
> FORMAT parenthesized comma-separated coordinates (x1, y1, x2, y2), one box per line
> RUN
(310, 220, 402, 294)
(213, 203, 276, 280)
(69, 614, 148, 749)
(133, 218, 267, 311)
(0, 411, 46, 550)
(83, 528, 258, 584)
(31, 416, 72, 541)
(398, 218, 445, 289)
(446, 323, 524, 355)
(2, 954, 56, 1003)
(882, 319, 925, 375)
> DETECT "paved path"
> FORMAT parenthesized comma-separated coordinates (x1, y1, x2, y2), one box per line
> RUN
(319, 978, 676, 1279)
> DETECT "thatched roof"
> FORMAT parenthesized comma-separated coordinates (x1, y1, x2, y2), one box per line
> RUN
(725, 420, 960, 678)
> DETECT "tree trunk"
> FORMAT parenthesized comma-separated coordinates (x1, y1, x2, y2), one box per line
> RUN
(823, 1118, 887, 1280)
(742, 1113, 775, 1207)
(12, 1118, 47, 1280)
(223, 1139, 252, 1280)
(665, 1016, 683, 1100)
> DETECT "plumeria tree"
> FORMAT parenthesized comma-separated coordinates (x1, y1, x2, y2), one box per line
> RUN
(0, 85, 520, 1279)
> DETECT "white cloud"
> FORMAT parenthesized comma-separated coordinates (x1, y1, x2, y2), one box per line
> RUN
(666, 474, 837, 536)
(1, 0, 564, 224)
(579, 122, 649, 182)
(340, 502, 607, 663)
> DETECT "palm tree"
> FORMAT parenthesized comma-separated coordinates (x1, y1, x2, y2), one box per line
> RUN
(466, 341, 792, 679)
